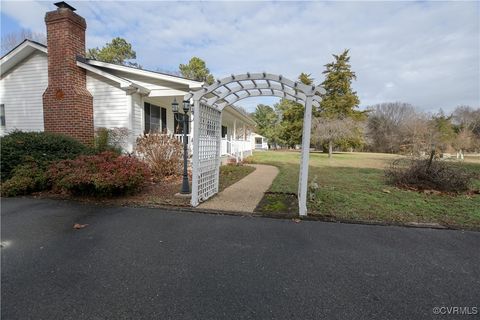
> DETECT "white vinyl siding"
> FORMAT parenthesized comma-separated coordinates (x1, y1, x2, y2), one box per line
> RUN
(0, 52, 47, 135)
(86, 71, 129, 129)
(132, 92, 144, 139)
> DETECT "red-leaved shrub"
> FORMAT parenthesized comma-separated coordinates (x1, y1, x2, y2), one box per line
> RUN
(49, 152, 151, 196)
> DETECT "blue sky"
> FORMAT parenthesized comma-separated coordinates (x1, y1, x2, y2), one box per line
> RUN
(1, 0, 479, 113)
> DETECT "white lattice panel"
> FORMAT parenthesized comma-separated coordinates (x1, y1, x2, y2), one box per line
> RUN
(194, 103, 222, 203)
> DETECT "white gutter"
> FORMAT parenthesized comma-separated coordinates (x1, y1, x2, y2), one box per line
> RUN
(85, 59, 204, 88)
(77, 61, 150, 95)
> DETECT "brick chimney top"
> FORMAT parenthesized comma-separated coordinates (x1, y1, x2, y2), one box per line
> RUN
(54, 1, 76, 11)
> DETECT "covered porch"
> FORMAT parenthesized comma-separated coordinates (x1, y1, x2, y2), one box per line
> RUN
(220, 106, 256, 161)
(142, 95, 255, 159)
(143, 95, 192, 145)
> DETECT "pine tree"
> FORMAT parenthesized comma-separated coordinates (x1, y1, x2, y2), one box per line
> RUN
(278, 100, 304, 148)
(252, 104, 280, 148)
(299, 72, 314, 86)
(320, 49, 362, 119)
(179, 57, 215, 85)
(87, 37, 140, 68)
(274, 73, 317, 148)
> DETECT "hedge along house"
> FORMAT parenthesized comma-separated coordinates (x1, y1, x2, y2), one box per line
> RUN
(0, 2, 255, 159)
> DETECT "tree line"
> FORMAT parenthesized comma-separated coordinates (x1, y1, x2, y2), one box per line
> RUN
(252, 50, 480, 158)
(3, 31, 478, 157)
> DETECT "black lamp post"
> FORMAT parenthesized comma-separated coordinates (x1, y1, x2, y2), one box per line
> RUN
(172, 97, 192, 194)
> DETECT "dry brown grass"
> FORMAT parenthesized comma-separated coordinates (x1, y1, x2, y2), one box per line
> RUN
(464, 154, 480, 164)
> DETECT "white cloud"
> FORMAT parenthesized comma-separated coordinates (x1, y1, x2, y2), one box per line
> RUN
(1, 1, 49, 32)
(1, 0, 479, 113)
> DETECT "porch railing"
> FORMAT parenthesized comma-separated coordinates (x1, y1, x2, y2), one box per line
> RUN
(173, 134, 193, 154)
(172, 134, 252, 161)
(221, 138, 253, 162)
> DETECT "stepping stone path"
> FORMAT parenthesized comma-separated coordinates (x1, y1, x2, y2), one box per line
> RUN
(198, 164, 279, 213)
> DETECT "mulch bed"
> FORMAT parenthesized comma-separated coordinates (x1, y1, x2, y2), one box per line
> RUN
(34, 176, 191, 208)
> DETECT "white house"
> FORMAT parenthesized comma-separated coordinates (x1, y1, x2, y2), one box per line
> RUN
(252, 133, 269, 150)
(0, 2, 256, 160)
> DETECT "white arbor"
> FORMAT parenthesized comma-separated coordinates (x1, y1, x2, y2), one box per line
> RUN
(184, 73, 324, 216)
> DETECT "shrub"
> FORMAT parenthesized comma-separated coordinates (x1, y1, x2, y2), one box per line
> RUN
(135, 134, 183, 179)
(1, 131, 89, 181)
(241, 156, 254, 164)
(385, 158, 474, 192)
(94, 127, 129, 154)
(49, 152, 151, 196)
(1, 162, 48, 197)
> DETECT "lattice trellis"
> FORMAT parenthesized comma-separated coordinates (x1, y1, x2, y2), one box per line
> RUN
(191, 102, 222, 204)
(187, 73, 324, 216)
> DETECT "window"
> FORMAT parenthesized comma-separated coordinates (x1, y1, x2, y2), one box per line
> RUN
(144, 102, 167, 133)
(0, 104, 5, 128)
(174, 116, 190, 135)
(221, 126, 227, 138)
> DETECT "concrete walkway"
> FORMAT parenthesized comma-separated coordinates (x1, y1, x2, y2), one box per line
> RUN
(198, 164, 279, 213)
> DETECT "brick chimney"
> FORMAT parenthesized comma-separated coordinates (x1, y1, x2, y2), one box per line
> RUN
(42, 2, 94, 145)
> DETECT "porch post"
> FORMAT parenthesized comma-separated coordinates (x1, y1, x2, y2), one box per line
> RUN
(241, 123, 246, 160)
(233, 119, 237, 163)
(189, 110, 194, 153)
(298, 96, 313, 216)
(233, 119, 236, 139)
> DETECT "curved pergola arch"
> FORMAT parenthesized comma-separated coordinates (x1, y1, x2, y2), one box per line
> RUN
(184, 72, 324, 108)
(187, 72, 324, 217)
(211, 89, 320, 110)
(201, 86, 322, 110)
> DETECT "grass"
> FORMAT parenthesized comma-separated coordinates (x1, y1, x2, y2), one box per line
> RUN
(250, 151, 480, 229)
(219, 164, 256, 192)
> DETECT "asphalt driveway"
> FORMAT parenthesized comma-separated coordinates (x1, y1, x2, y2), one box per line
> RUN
(1, 198, 479, 320)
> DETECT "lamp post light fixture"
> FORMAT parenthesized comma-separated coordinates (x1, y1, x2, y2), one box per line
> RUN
(172, 97, 192, 194)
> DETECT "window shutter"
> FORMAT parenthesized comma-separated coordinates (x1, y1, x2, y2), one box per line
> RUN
(144, 103, 150, 133)
(221, 126, 227, 138)
(161, 107, 167, 133)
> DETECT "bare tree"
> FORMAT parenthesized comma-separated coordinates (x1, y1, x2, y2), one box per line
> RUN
(452, 105, 480, 151)
(1, 30, 46, 55)
(401, 111, 430, 155)
(312, 117, 360, 158)
(451, 128, 473, 159)
(452, 106, 480, 132)
(366, 102, 429, 154)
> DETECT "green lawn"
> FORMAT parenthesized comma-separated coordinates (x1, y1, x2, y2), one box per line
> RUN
(250, 151, 480, 229)
(219, 164, 256, 192)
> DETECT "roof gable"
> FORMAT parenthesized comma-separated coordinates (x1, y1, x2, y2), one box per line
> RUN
(1, 39, 203, 91)
(0, 40, 47, 76)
